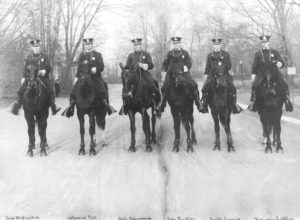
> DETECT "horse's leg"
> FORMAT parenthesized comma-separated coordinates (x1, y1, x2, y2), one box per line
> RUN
(77, 110, 86, 155)
(264, 113, 272, 153)
(275, 109, 283, 153)
(220, 111, 235, 153)
(128, 110, 136, 152)
(171, 107, 180, 152)
(272, 125, 277, 146)
(142, 109, 152, 152)
(183, 114, 193, 153)
(211, 111, 221, 151)
(151, 107, 156, 144)
(36, 112, 48, 157)
(259, 112, 267, 145)
(89, 112, 96, 156)
(190, 114, 197, 145)
(24, 111, 35, 157)
(95, 110, 107, 147)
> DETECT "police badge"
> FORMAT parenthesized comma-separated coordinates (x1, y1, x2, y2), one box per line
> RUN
(142, 56, 145, 59)
(218, 61, 222, 66)
(182, 55, 185, 58)
(91, 57, 95, 60)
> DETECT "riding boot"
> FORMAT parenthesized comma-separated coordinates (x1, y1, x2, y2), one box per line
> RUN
(62, 98, 75, 118)
(200, 92, 209, 113)
(231, 93, 243, 114)
(192, 89, 205, 113)
(119, 99, 127, 115)
(247, 89, 257, 112)
(50, 96, 61, 115)
(285, 91, 293, 112)
(160, 93, 167, 113)
(103, 99, 117, 115)
(11, 95, 23, 115)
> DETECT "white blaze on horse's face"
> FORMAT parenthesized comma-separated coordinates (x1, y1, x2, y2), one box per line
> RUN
(32, 46, 41, 54)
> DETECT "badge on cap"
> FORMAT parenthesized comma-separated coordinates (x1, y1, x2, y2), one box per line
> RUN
(218, 62, 222, 66)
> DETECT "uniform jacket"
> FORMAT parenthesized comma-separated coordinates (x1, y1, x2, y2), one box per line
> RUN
(163, 48, 192, 72)
(23, 52, 51, 78)
(76, 50, 104, 78)
(204, 50, 231, 76)
(124, 50, 154, 71)
(252, 48, 284, 76)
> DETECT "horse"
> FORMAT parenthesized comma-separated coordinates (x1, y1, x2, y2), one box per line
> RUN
(119, 62, 159, 152)
(255, 68, 285, 153)
(22, 62, 51, 157)
(166, 62, 196, 153)
(207, 68, 235, 152)
(70, 73, 107, 156)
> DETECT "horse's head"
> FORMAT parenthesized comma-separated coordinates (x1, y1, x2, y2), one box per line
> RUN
(119, 62, 137, 99)
(211, 69, 228, 107)
(25, 62, 39, 95)
(261, 68, 278, 107)
(169, 62, 187, 88)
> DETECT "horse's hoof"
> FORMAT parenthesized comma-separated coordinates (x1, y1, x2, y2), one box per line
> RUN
(40, 150, 47, 157)
(145, 146, 152, 153)
(265, 147, 272, 154)
(187, 147, 194, 153)
(78, 148, 86, 155)
(276, 146, 283, 153)
(27, 149, 33, 157)
(89, 148, 96, 156)
(128, 146, 136, 152)
(228, 146, 235, 153)
(213, 145, 221, 151)
(172, 146, 179, 153)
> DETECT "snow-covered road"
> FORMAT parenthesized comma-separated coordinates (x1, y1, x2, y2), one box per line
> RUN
(1, 84, 300, 220)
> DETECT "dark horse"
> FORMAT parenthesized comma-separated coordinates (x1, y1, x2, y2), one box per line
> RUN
(119, 62, 159, 152)
(256, 68, 285, 153)
(70, 74, 107, 156)
(166, 62, 196, 153)
(208, 71, 235, 152)
(23, 62, 51, 157)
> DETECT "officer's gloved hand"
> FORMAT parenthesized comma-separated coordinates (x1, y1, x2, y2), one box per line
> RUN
(38, 69, 46, 77)
(91, 67, 97, 74)
(183, 65, 188, 73)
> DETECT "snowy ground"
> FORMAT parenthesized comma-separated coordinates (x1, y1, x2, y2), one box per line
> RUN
(1, 84, 300, 220)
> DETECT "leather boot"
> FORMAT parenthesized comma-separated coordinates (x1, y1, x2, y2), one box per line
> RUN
(160, 93, 167, 113)
(62, 98, 75, 118)
(231, 94, 243, 114)
(103, 99, 117, 115)
(193, 89, 205, 113)
(285, 91, 293, 112)
(200, 92, 209, 113)
(51, 98, 61, 115)
(247, 89, 257, 112)
(11, 96, 23, 115)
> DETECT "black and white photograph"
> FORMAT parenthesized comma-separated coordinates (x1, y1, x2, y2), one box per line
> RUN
(0, 0, 300, 219)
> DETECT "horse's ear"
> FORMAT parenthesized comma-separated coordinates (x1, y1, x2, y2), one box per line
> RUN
(119, 62, 124, 70)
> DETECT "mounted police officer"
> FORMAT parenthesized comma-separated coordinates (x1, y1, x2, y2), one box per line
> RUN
(160, 36, 204, 112)
(200, 38, 242, 114)
(11, 39, 61, 115)
(248, 35, 293, 112)
(119, 38, 161, 115)
(63, 38, 116, 117)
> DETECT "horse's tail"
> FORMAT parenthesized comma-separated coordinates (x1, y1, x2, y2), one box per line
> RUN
(95, 109, 106, 130)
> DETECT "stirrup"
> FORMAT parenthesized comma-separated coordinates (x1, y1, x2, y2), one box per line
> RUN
(232, 104, 243, 114)
(107, 105, 117, 115)
(285, 99, 293, 112)
(11, 102, 21, 115)
(61, 105, 74, 118)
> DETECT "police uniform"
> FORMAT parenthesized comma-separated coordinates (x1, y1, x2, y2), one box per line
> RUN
(200, 39, 242, 114)
(11, 39, 60, 115)
(160, 36, 203, 112)
(248, 35, 293, 112)
(119, 38, 160, 116)
(62, 38, 116, 118)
